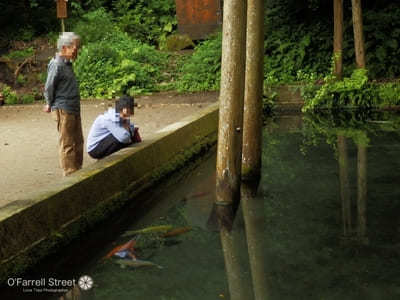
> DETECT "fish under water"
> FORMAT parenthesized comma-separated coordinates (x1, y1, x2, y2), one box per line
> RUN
(115, 259, 163, 269)
(122, 225, 173, 237)
(162, 226, 192, 237)
(104, 239, 136, 259)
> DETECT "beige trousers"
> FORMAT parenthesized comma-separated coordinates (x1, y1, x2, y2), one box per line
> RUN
(53, 109, 84, 176)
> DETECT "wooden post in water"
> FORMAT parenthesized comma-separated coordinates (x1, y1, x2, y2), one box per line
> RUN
(241, 0, 268, 299)
(242, 0, 264, 182)
(337, 135, 351, 237)
(333, 0, 344, 79)
(215, 0, 247, 225)
(351, 0, 366, 68)
(216, 0, 247, 299)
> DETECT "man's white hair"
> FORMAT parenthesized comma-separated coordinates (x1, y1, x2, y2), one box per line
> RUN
(57, 32, 81, 51)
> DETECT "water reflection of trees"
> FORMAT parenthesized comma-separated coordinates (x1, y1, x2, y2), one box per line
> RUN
(258, 111, 400, 298)
(301, 110, 400, 245)
(300, 110, 400, 156)
(338, 135, 368, 244)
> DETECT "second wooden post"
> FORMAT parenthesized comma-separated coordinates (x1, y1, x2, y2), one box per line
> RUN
(216, 0, 247, 226)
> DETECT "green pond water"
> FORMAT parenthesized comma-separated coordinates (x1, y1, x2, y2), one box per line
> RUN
(3, 111, 400, 300)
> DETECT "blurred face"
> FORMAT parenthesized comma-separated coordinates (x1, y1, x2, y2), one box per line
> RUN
(72, 39, 81, 59)
(120, 107, 133, 120)
(61, 39, 80, 60)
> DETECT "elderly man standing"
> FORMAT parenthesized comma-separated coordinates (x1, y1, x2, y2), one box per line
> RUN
(43, 32, 83, 176)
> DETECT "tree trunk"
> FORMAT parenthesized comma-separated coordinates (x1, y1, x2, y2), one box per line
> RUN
(351, 0, 366, 68)
(333, 0, 344, 79)
(216, 0, 247, 210)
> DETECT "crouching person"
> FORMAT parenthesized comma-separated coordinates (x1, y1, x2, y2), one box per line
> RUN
(87, 95, 141, 159)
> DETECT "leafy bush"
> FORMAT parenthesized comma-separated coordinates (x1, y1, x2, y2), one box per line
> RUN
(264, 23, 332, 84)
(376, 82, 400, 108)
(363, 5, 400, 78)
(301, 69, 371, 111)
(112, 0, 176, 47)
(2, 47, 34, 60)
(264, 1, 400, 84)
(21, 93, 35, 104)
(74, 15, 167, 98)
(2, 85, 18, 105)
(16, 75, 26, 85)
(175, 33, 222, 92)
(301, 68, 400, 111)
(72, 8, 118, 45)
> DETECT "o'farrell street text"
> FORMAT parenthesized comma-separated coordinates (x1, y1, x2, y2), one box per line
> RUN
(7, 278, 76, 287)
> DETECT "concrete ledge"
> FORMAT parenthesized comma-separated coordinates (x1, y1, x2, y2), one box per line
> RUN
(0, 103, 219, 284)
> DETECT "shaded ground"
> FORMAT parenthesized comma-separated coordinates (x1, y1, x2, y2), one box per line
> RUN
(0, 91, 218, 207)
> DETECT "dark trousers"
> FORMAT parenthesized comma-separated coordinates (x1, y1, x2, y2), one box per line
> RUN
(88, 134, 130, 159)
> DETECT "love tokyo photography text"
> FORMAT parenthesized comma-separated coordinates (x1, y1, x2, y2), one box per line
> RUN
(7, 275, 94, 294)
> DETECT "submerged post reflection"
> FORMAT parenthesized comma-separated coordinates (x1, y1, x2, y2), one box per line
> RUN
(357, 143, 368, 244)
(241, 179, 269, 300)
(217, 204, 254, 300)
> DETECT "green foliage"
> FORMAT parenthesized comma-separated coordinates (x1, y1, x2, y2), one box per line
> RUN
(175, 33, 222, 92)
(1, 85, 18, 105)
(363, 5, 400, 78)
(112, 0, 176, 46)
(263, 0, 333, 84)
(18, 28, 35, 42)
(0, 0, 57, 43)
(72, 8, 118, 45)
(16, 75, 26, 85)
(264, 27, 331, 84)
(38, 72, 47, 84)
(376, 82, 400, 107)
(264, 1, 400, 84)
(74, 13, 168, 98)
(301, 110, 374, 153)
(21, 93, 35, 104)
(301, 69, 371, 110)
(301, 66, 400, 111)
(2, 47, 34, 60)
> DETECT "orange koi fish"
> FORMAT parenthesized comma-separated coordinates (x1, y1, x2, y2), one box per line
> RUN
(162, 226, 192, 238)
(104, 239, 136, 259)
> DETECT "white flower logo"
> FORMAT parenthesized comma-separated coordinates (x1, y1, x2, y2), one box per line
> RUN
(78, 275, 94, 291)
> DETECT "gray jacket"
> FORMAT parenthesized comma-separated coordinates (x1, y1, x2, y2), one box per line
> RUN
(44, 54, 80, 114)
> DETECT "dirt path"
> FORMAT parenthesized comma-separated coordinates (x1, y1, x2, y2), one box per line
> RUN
(0, 92, 218, 207)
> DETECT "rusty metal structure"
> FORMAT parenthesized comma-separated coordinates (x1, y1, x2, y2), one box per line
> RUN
(175, 0, 222, 40)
